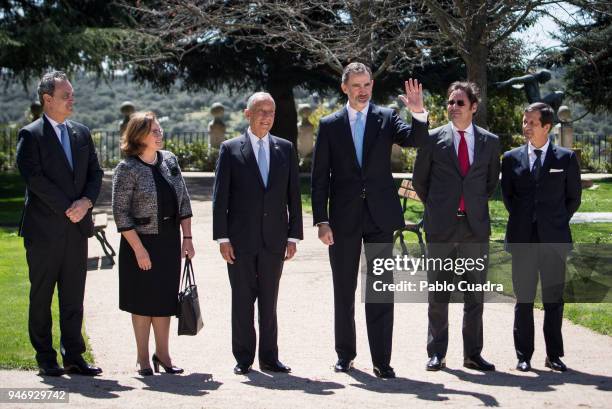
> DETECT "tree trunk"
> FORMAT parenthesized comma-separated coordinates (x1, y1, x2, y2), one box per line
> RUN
(464, 43, 489, 127)
(267, 81, 298, 146)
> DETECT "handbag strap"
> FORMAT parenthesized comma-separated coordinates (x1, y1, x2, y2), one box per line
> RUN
(180, 256, 196, 291)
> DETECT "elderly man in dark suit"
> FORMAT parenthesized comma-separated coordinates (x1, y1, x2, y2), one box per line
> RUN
(413, 81, 500, 372)
(501, 102, 581, 372)
(311, 62, 429, 378)
(16, 71, 103, 376)
(213, 92, 303, 375)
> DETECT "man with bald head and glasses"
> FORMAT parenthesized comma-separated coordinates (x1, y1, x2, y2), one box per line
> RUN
(412, 81, 500, 372)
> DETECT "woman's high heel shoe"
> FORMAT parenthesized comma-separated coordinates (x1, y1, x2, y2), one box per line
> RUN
(138, 367, 154, 376)
(152, 354, 184, 374)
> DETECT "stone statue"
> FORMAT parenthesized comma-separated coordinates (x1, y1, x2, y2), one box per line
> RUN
(297, 103, 314, 159)
(496, 69, 565, 120)
(119, 101, 136, 134)
(208, 102, 226, 148)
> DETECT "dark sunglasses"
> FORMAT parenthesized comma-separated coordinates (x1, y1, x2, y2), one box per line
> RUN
(447, 99, 466, 106)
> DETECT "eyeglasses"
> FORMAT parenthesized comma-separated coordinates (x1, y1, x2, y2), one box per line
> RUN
(447, 99, 466, 107)
(151, 129, 164, 137)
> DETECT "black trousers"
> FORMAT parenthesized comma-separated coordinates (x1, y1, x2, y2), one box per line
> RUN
(227, 247, 284, 366)
(25, 224, 87, 365)
(330, 204, 394, 367)
(426, 217, 489, 359)
(512, 223, 565, 361)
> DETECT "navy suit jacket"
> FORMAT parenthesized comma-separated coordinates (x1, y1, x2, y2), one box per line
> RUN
(501, 143, 581, 245)
(212, 133, 303, 254)
(16, 116, 103, 242)
(311, 104, 428, 235)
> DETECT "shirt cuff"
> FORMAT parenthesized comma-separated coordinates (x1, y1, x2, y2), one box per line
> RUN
(288, 238, 300, 244)
(316, 222, 329, 226)
(411, 110, 428, 123)
(217, 238, 230, 244)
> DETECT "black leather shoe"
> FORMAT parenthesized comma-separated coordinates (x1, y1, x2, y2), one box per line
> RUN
(545, 356, 567, 372)
(38, 361, 64, 377)
(260, 360, 291, 373)
(373, 365, 396, 379)
(152, 354, 184, 374)
(234, 363, 252, 375)
(63, 356, 102, 376)
(426, 355, 446, 371)
(516, 360, 531, 372)
(334, 359, 354, 373)
(464, 355, 495, 371)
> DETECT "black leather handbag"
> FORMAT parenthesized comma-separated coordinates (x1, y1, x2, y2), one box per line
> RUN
(177, 257, 203, 336)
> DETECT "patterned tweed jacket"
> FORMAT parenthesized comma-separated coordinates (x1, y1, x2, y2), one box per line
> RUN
(112, 150, 192, 234)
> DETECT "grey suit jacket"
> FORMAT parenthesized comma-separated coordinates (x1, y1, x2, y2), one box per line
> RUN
(412, 123, 500, 239)
(112, 150, 192, 234)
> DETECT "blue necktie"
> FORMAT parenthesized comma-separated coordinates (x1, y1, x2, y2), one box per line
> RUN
(57, 123, 73, 170)
(257, 139, 268, 187)
(354, 111, 365, 167)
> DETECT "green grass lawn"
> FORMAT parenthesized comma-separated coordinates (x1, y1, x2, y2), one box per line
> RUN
(0, 174, 92, 368)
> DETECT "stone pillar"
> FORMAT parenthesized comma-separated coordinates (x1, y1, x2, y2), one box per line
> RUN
(557, 105, 573, 148)
(388, 103, 404, 171)
(208, 102, 226, 148)
(297, 104, 314, 159)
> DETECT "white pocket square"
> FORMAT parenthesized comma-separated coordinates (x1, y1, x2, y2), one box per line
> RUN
(549, 168, 564, 173)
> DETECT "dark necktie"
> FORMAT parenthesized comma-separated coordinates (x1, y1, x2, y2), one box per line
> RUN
(532, 149, 542, 180)
(457, 130, 470, 212)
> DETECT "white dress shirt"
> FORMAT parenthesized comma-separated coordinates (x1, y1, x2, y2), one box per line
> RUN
(451, 122, 475, 165)
(217, 128, 300, 245)
(44, 114, 68, 144)
(527, 139, 549, 171)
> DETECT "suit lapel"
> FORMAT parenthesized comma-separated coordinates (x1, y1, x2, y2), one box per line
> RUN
(66, 121, 78, 171)
(539, 142, 556, 182)
(43, 116, 73, 174)
(443, 124, 462, 174)
(340, 108, 360, 170)
(471, 126, 485, 166)
(362, 104, 383, 167)
(240, 132, 265, 189)
(520, 144, 531, 178)
(267, 135, 283, 188)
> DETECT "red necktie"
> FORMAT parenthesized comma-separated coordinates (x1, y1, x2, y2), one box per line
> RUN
(457, 130, 470, 212)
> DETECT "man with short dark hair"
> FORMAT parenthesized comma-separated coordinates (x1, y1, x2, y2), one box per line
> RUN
(501, 102, 581, 372)
(16, 71, 103, 376)
(311, 62, 429, 378)
(413, 81, 500, 372)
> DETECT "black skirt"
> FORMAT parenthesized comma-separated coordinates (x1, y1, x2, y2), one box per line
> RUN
(118, 220, 181, 316)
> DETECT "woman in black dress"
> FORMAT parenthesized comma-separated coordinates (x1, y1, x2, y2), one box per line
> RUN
(112, 112, 194, 375)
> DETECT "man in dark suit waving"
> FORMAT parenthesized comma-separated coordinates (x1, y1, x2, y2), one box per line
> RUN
(213, 92, 303, 375)
(311, 62, 429, 378)
(413, 81, 500, 372)
(501, 102, 581, 372)
(16, 71, 103, 376)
